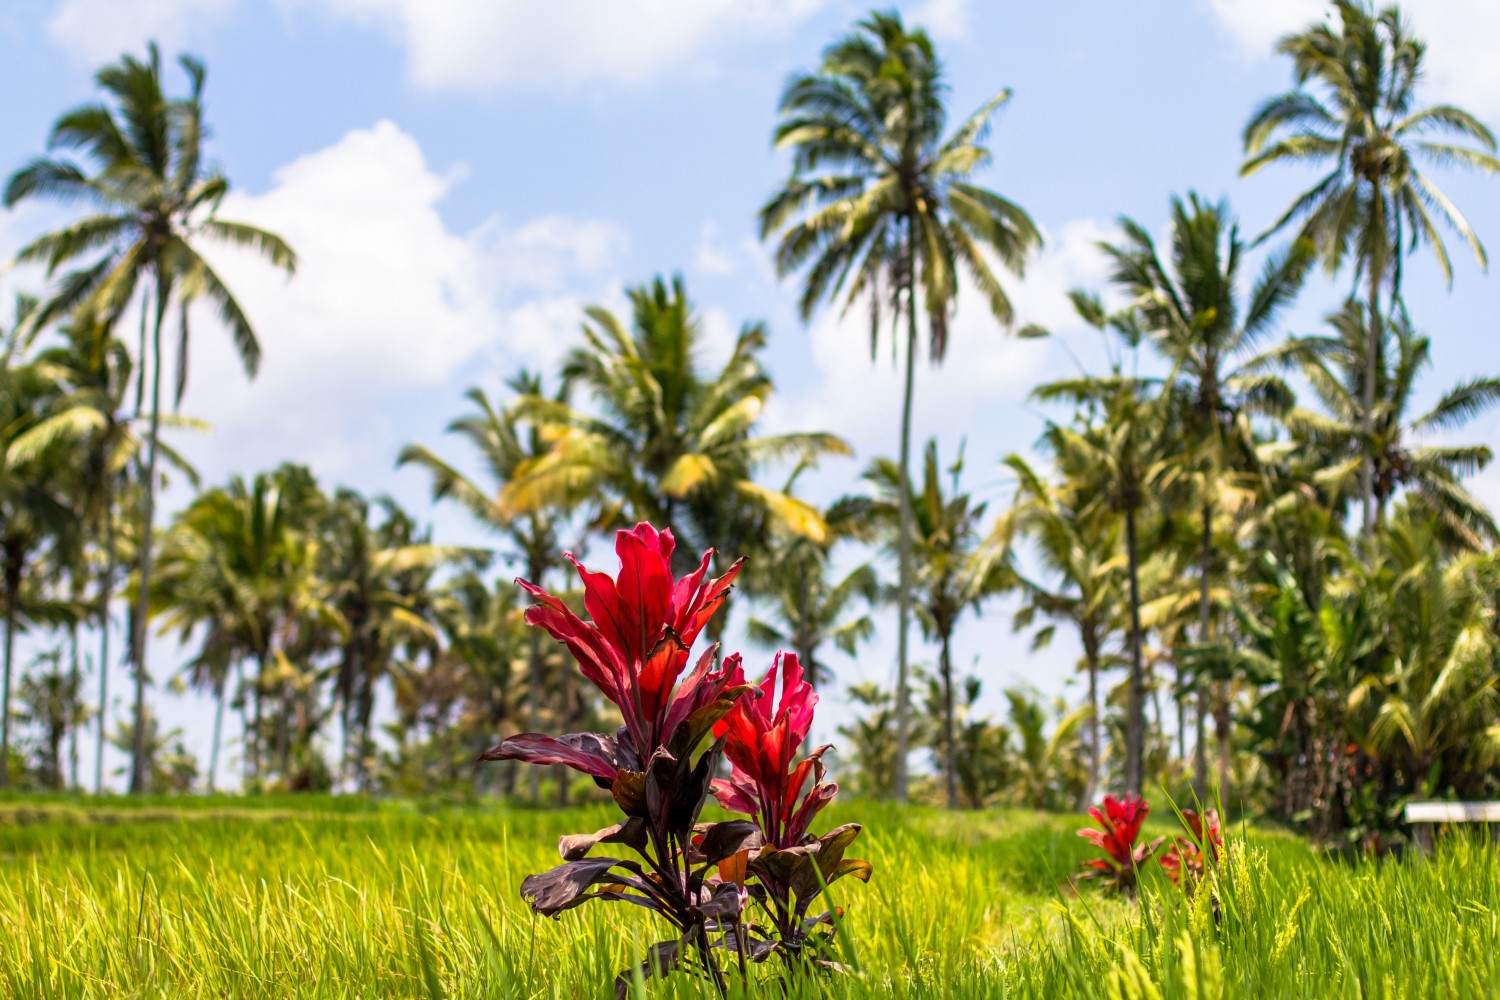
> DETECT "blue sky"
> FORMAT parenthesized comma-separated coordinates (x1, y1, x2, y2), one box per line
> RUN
(4, 0, 1500, 788)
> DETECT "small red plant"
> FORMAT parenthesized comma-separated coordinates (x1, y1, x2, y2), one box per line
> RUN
(1077, 792, 1160, 895)
(482, 524, 868, 997)
(710, 653, 871, 966)
(1160, 808, 1223, 889)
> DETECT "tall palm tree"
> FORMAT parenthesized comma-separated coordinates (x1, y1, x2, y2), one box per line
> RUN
(761, 13, 1041, 798)
(499, 279, 849, 564)
(1102, 193, 1308, 797)
(10, 310, 183, 791)
(993, 453, 1122, 807)
(0, 323, 73, 788)
(744, 505, 878, 728)
(1353, 513, 1500, 792)
(4, 45, 296, 792)
(1003, 687, 1090, 811)
(1031, 375, 1165, 794)
(319, 490, 450, 791)
(1242, 1, 1500, 531)
(154, 467, 335, 791)
(400, 372, 575, 804)
(1284, 301, 1499, 549)
(860, 440, 1004, 807)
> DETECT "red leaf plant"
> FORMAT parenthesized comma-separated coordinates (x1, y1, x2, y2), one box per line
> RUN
(480, 525, 867, 997)
(1076, 792, 1162, 896)
(709, 653, 872, 968)
(1160, 808, 1224, 890)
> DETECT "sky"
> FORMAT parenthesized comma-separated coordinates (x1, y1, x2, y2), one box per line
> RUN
(3, 0, 1500, 790)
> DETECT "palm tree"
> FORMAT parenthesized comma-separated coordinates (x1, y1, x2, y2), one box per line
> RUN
(1242, 1, 1500, 531)
(745, 504, 878, 749)
(1353, 514, 1500, 792)
(10, 310, 185, 792)
(1031, 374, 1165, 795)
(400, 372, 575, 803)
(761, 12, 1041, 799)
(993, 453, 1122, 806)
(0, 327, 73, 788)
(319, 491, 450, 791)
(860, 440, 1004, 807)
(1003, 687, 1089, 811)
(154, 467, 335, 791)
(4, 45, 296, 792)
(1102, 193, 1309, 798)
(1284, 302, 1499, 549)
(499, 281, 848, 565)
(16, 648, 91, 789)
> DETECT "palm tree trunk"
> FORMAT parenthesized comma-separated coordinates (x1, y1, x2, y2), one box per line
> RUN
(208, 679, 225, 792)
(1194, 503, 1212, 800)
(129, 276, 168, 795)
(0, 553, 18, 790)
(1123, 501, 1146, 795)
(1215, 687, 1232, 805)
(1081, 628, 1101, 809)
(69, 619, 81, 789)
(1361, 184, 1383, 537)
(941, 628, 957, 810)
(1174, 646, 1186, 764)
(893, 236, 919, 804)
(96, 504, 115, 795)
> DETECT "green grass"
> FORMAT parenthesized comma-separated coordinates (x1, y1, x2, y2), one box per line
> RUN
(1, 795, 1496, 998)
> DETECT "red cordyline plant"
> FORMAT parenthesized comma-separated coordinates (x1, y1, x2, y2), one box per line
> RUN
(1160, 808, 1224, 890)
(710, 652, 871, 967)
(1076, 792, 1161, 896)
(483, 523, 868, 997)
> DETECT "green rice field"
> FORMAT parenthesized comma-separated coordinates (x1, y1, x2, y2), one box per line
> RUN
(2, 796, 1497, 998)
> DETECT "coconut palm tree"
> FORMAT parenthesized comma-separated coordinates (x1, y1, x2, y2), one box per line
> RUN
(1284, 301, 1499, 549)
(761, 11, 1041, 799)
(1102, 192, 1309, 797)
(10, 310, 193, 791)
(1353, 513, 1500, 792)
(498, 279, 849, 562)
(1031, 372, 1167, 795)
(744, 502, 878, 749)
(0, 322, 73, 788)
(1003, 687, 1089, 811)
(319, 490, 451, 791)
(4, 45, 296, 792)
(154, 467, 335, 790)
(859, 440, 1005, 807)
(1242, 1, 1500, 531)
(992, 453, 1123, 807)
(399, 372, 576, 803)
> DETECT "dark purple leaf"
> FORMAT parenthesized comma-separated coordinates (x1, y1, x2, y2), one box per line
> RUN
(558, 817, 648, 861)
(610, 769, 647, 817)
(791, 823, 863, 912)
(480, 732, 620, 780)
(690, 882, 743, 923)
(695, 820, 761, 865)
(519, 857, 624, 917)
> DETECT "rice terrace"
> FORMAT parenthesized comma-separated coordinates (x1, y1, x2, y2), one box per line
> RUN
(1, 1, 1499, 997)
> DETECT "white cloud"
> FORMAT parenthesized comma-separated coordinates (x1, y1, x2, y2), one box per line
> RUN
(183, 120, 624, 480)
(694, 221, 737, 277)
(305, 0, 829, 92)
(48, 0, 235, 64)
(1207, 0, 1500, 118)
(1205, 0, 1323, 58)
(909, 0, 973, 41)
